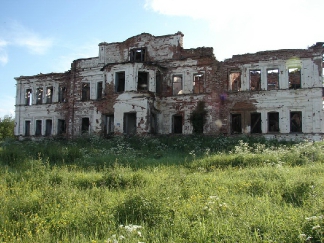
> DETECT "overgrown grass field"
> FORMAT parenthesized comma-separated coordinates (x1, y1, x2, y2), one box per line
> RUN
(0, 136, 323, 242)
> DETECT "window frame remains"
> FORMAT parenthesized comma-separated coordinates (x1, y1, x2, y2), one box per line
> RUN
(172, 75, 183, 95)
(267, 68, 279, 90)
(130, 48, 146, 62)
(289, 67, 301, 89)
(193, 72, 205, 94)
(250, 70, 261, 91)
(81, 83, 90, 101)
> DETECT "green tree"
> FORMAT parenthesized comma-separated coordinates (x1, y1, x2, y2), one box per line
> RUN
(0, 116, 15, 140)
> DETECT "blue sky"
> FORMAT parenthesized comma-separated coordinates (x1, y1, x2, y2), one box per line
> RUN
(1, 0, 323, 118)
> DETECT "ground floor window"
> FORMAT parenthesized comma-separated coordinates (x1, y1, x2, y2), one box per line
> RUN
(290, 111, 302, 132)
(268, 112, 279, 132)
(173, 115, 182, 134)
(81, 118, 90, 134)
(231, 114, 241, 134)
(45, 119, 52, 136)
(251, 113, 261, 133)
(124, 113, 136, 135)
(57, 119, 66, 135)
(25, 120, 31, 136)
(35, 120, 42, 136)
(105, 115, 114, 134)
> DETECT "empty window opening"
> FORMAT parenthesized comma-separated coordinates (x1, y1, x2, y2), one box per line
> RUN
(105, 115, 114, 135)
(268, 112, 279, 132)
(156, 71, 162, 95)
(150, 113, 157, 134)
(231, 114, 242, 134)
(115, 72, 125, 92)
(82, 83, 90, 101)
(36, 88, 43, 105)
(229, 71, 241, 91)
(25, 121, 31, 136)
(290, 111, 302, 132)
(58, 86, 67, 103)
(46, 87, 53, 104)
(172, 75, 183, 95)
(81, 117, 90, 134)
(25, 89, 32, 106)
(251, 113, 262, 134)
(130, 48, 146, 62)
(173, 115, 183, 134)
(250, 70, 261, 91)
(35, 120, 42, 136)
(124, 113, 136, 135)
(57, 119, 66, 135)
(193, 73, 204, 94)
(267, 69, 279, 90)
(138, 72, 148, 91)
(289, 68, 301, 89)
(45, 119, 52, 136)
(97, 82, 103, 100)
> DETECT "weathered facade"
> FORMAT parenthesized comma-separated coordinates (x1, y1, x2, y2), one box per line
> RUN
(14, 32, 324, 140)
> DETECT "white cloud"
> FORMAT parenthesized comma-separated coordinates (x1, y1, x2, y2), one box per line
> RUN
(145, 0, 324, 60)
(0, 39, 8, 65)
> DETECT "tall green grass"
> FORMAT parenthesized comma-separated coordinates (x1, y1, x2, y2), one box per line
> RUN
(0, 135, 323, 242)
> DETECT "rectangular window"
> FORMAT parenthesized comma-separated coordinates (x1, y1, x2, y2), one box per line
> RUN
(35, 120, 42, 136)
(25, 121, 31, 136)
(58, 86, 67, 103)
(172, 75, 182, 95)
(231, 114, 242, 134)
(130, 48, 146, 62)
(193, 73, 204, 94)
(138, 72, 148, 91)
(81, 117, 90, 134)
(115, 71, 125, 92)
(229, 71, 241, 91)
(173, 114, 183, 134)
(124, 113, 136, 135)
(251, 113, 261, 133)
(57, 119, 66, 135)
(45, 119, 52, 136)
(105, 115, 114, 134)
(46, 87, 53, 104)
(97, 82, 103, 100)
(36, 88, 43, 105)
(150, 113, 157, 134)
(250, 70, 261, 91)
(25, 89, 32, 106)
(156, 71, 162, 95)
(268, 112, 279, 132)
(82, 83, 90, 101)
(290, 111, 302, 132)
(289, 68, 301, 89)
(267, 69, 279, 90)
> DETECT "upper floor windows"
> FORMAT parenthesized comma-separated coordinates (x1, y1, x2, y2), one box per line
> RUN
(289, 67, 301, 89)
(58, 86, 67, 103)
(25, 89, 32, 106)
(193, 73, 204, 94)
(130, 48, 146, 62)
(138, 72, 149, 91)
(229, 71, 241, 91)
(36, 88, 43, 105)
(267, 69, 279, 90)
(97, 82, 103, 100)
(81, 83, 90, 101)
(46, 87, 53, 104)
(115, 71, 125, 92)
(172, 75, 182, 95)
(250, 70, 261, 91)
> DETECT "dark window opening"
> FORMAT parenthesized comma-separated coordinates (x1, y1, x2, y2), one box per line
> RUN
(25, 121, 31, 136)
(105, 115, 114, 135)
(289, 68, 301, 89)
(150, 113, 157, 134)
(138, 72, 148, 91)
(36, 88, 43, 105)
(97, 82, 103, 100)
(82, 83, 90, 101)
(172, 75, 182, 95)
(25, 89, 32, 106)
(290, 111, 302, 133)
(124, 113, 136, 135)
(35, 120, 42, 136)
(57, 119, 66, 135)
(267, 69, 279, 90)
(231, 114, 242, 134)
(268, 112, 279, 132)
(81, 118, 90, 134)
(156, 71, 162, 95)
(58, 86, 67, 103)
(46, 87, 53, 104)
(45, 119, 52, 136)
(116, 72, 125, 92)
(229, 71, 241, 91)
(173, 115, 183, 134)
(130, 48, 146, 62)
(193, 73, 204, 94)
(250, 70, 261, 91)
(251, 113, 262, 133)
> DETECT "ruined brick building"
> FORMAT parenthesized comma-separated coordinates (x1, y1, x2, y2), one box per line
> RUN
(14, 32, 324, 140)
